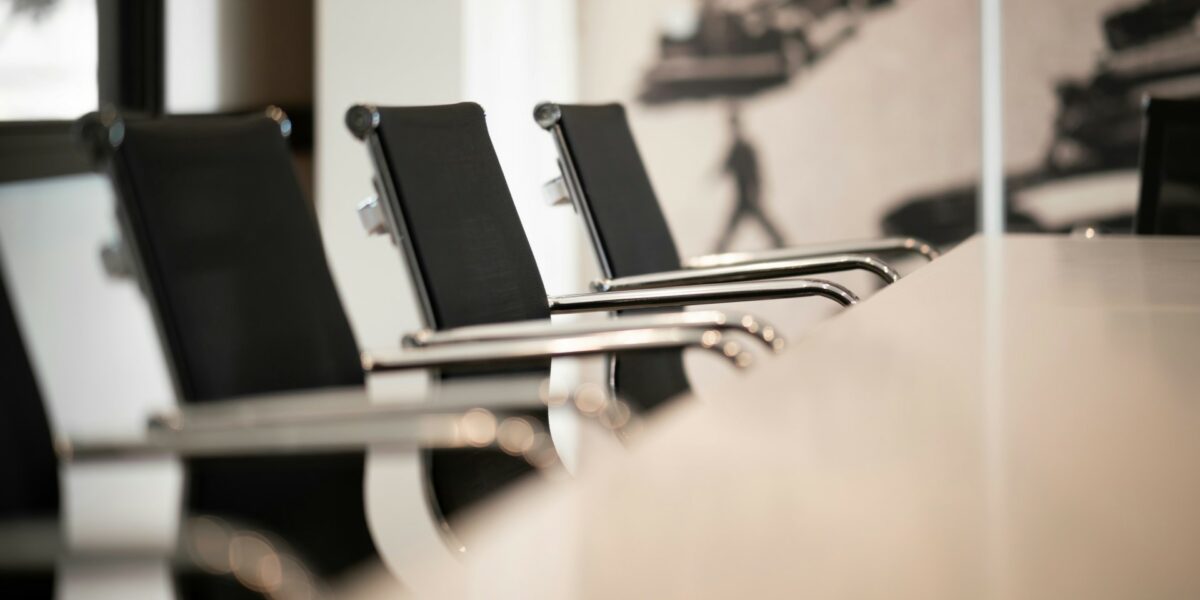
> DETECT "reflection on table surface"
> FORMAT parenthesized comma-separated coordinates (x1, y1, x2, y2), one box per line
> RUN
(453, 234, 1200, 600)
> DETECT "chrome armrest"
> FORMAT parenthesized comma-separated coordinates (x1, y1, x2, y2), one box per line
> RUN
(542, 176, 571, 207)
(65, 328, 739, 461)
(685, 237, 940, 268)
(404, 310, 786, 353)
(60, 385, 555, 461)
(548, 278, 858, 313)
(146, 382, 554, 432)
(597, 254, 899, 291)
(365, 327, 750, 372)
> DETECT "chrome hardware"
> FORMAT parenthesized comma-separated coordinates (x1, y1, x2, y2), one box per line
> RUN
(403, 310, 787, 354)
(533, 102, 563, 129)
(264, 105, 292, 138)
(345, 104, 382, 140)
(357, 195, 389, 237)
(598, 254, 901, 290)
(365, 327, 752, 373)
(542, 176, 571, 207)
(548, 279, 859, 313)
(99, 236, 134, 279)
(62, 384, 555, 461)
(685, 237, 940, 269)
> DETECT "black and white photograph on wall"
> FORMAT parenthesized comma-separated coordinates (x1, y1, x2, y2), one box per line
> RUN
(580, 0, 980, 259)
(638, 0, 897, 252)
(888, 0, 1200, 245)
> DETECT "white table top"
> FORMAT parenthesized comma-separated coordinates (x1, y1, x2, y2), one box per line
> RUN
(453, 234, 1200, 599)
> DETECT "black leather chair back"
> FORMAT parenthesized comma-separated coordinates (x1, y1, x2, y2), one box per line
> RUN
(356, 103, 548, 522)
(102, 112, 375, 590)
(550, 103, 692, 410)
(1136, 97, 1200, 235)
(369, 103, 552, 329)
(112, 115, 364, 400)
(363, 103, 691, 411)
(0, 261, 57, 598)
(555, 103, 684, 277)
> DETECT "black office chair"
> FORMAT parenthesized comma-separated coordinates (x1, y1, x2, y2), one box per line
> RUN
(1135, 96, 1200, 235)
(1, 256, 543, 599)
(533, 102, 939, 289)
(346, 102, 860, 412)
(79, 107, 750, 594)
(1, 251, 375, 598)
(0, 260, 58, 598)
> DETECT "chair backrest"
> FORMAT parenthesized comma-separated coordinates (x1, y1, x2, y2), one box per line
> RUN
(350, 103, 551, 330)
(537, 102, 684, 278)
(0, 260, 58, 598)
(348, 103, 550, 524)
(0, 261, 59, 521)
(1136, 97, 1200, 235)
(93, 110, 377, 582)
(107, 112, 364, 401)
(532, 103, 693, 411)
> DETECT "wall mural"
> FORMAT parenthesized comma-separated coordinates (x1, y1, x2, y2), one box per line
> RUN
(887, 0, 1200, 245)
(637, 0, 897, 252)
(627, 0, 1200, 252)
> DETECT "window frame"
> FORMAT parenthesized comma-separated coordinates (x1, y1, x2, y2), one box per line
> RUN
(0, 0, 164, 183)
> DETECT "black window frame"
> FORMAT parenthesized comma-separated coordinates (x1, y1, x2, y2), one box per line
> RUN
(0, 0, 164, 184)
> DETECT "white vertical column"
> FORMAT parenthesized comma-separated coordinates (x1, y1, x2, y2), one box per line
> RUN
(164, 0, 220, 113)
(980, 0, 1005, 236)
(461, 0, 580, 296)
(461, 0, 588, 474)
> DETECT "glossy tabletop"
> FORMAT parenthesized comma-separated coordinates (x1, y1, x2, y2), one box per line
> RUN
(452, 234, 1200, 599)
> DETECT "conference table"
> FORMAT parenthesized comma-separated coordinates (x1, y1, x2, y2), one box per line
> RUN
(444, 234, 1200, 599)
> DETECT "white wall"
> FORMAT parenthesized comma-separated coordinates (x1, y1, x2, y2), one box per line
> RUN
(315, 2, 471, 593)
(315, 0, 463, 355)
(462, 0, 581, 296)
(0, 176, 173, 439)
(0, 175, 180, 599)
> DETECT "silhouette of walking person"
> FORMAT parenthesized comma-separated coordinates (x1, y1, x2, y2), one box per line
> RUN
(714, 106, 786, 253)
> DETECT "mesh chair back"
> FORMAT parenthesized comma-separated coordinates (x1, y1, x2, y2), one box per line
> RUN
(550, 103, 692, 410)
(0, 263, 58, 520)
(104, 112, 375, 583)
(112, 115, 364, 400)
(555, 103, 684, 277)
(1136, 97, 1200, 235)
(370, 103, 552, 329)
(0, 263, 58, 598)
(358, 103, 551, 522)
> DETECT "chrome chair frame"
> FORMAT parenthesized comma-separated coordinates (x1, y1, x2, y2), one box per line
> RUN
(346, 103, 858, 360)
(532, 102, 939, 294)
(404, 309, 786, 353)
